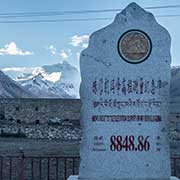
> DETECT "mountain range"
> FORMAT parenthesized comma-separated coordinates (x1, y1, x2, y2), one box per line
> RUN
(1, 61, 80, 98)
(0, 70, 33, 98)
(0, 63, 180, 99)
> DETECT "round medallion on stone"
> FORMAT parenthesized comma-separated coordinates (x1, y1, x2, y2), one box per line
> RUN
(118, 30, 152, 64)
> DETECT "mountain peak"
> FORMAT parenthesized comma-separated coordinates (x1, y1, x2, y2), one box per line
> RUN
(14, 61, 80, 98)
(34, 72, 44, 79)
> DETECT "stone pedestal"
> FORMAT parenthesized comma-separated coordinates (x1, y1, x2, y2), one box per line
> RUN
(67, 176, 179, 180)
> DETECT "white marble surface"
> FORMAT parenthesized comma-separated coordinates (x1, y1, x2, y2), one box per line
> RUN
(68, 176, 180, 180)
(79, 2, 171, 180)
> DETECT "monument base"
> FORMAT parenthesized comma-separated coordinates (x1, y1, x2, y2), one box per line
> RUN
(67, 176, 179, 180)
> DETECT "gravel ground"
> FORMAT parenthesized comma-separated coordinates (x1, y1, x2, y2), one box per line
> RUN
(0, 138, 80, 156)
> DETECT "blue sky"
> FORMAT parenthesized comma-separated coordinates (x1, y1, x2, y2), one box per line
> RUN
(0, 0, 179, 74)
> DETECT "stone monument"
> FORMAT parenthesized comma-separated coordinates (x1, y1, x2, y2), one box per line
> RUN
(72, 2, 175, 180)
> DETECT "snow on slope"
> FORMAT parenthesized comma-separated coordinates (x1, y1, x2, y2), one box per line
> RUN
(0, 70, 33, 98)
(16, 61, 81, 98)
(2, 62, 180, 99)
(170, 66, 180, 98)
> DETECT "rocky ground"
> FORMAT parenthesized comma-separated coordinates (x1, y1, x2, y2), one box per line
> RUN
(0, 122, 82, 140)
(0, 138, 80, 156)
(0, 122, 179, 179)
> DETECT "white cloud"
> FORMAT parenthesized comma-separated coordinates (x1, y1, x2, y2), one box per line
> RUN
(67, 49, 72, 56)
(2, 67, 35, 73)
(70, 35, 89, 48)
(0, 42, 33, 56)
(32, 67, 44, 75)
(82, 43, 88, 48)
(44, 72, 61, 83)
(76, 52, 80, 60)
(32, 67, 61, 82)
(48, 45, 71, 60)
(60, 50, 68, 59)
(2, 66, 62, 83)
(48, 45, 56, 55)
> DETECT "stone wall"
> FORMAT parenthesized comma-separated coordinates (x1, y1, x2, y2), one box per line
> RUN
(0, 99, 81, 140)
(0, 98, 180, 141)
(0, 98, 81, 125)
(169, 113, 180, 141)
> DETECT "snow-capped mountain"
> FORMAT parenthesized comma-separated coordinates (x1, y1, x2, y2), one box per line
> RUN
(16, 61, 80, 98)
(1, 62, 180, 99)
(0, 70, 33, 98)
(170, 66, 180, 99)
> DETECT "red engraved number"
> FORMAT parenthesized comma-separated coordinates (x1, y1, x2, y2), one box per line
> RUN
(128, 135, 135, 151)
(110, 135, 117, 151)
(122, 135, 135, 151)
(117, 136, 122, 151)
(144, 136, 150, 151)
(137, 136, 144, 151)
(122, 135, 129, 151)
(137, 136, 150, 151)
(110, 135, 150, 152)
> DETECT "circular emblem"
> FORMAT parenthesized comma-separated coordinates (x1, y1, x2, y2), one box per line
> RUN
(118, 30, 152, 64)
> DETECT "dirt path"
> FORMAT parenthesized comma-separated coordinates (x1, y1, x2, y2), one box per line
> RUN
(0, 138, 80, 156)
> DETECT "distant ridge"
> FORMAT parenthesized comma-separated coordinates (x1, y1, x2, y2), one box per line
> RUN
(0, 70, 34, 98)
(16, 61, 80, 98)
(1, 64, 179, 99)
